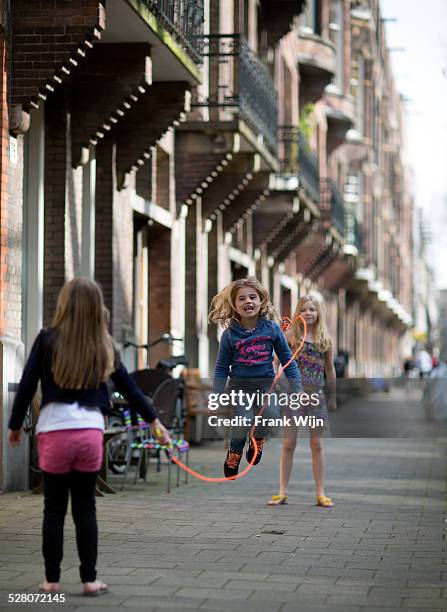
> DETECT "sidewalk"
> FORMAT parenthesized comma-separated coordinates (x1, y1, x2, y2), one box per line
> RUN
(0, 389, 446, 611)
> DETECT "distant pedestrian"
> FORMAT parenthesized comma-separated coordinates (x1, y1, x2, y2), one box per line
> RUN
(268, 295, 336, 507)
(403, 356, 415, 377)
(416, 349, 432, 379)
(334, 349, 349, 378)
(209, 277, 302, 478)
(8, 278, 171, 596)
(403, 356, 415, 393)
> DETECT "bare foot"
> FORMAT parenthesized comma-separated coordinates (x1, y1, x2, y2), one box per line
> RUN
(82, 580, 108, 596)
(39, 580, 60, 592)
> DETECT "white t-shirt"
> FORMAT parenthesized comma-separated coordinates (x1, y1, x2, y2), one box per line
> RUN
(36, 402, 105, 434)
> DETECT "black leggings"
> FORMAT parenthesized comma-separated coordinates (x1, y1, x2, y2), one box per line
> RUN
(42, 470, 98, 583)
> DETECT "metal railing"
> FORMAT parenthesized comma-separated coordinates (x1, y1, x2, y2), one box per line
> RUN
(194, 34, 278, 154)
(145, 0, 205, 64)
(278, 125, 299, 174)
(278, 126, 320, 203)
(330, 181, 345, 237)
(344, 208, 362, 252)
(354, 218, 363, 251)
(320, 177, 345, 237)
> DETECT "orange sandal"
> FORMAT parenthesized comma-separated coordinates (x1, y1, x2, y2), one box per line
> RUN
(316, 495, 334, 508)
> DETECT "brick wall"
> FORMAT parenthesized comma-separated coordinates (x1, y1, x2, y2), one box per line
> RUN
(147, 225, 171, 367)
(95, 137, 134, 343)
(4, 137, 24, 339)
(11, 0, 105, 109)
(95, 137, 115, 325)
(0, 27, 24, 340)
(65, 108, 83, 280)
(1, 17, 27, 491)
(43, 88, 68, 324)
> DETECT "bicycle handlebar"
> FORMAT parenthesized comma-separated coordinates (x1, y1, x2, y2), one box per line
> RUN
(124, 333, 183, 349)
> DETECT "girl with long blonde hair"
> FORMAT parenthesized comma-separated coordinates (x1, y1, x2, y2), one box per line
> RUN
(268, 294, 337, 507)
(209, 277, 302, 478)
(8, 278, 170, 595)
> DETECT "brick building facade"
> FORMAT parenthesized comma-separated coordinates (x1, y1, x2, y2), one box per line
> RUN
(0, 0, 413, 490)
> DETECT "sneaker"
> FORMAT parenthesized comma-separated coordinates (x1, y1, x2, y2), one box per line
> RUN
(246, 436, 267, 465)
(224, 450, 243, 478)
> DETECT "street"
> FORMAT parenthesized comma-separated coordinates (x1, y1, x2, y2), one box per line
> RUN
(0, 389, 445, 611)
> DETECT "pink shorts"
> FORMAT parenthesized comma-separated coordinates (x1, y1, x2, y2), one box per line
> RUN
(37, 429, 103, 474)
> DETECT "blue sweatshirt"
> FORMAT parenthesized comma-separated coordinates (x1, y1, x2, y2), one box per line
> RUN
(213, 317, 302, 393)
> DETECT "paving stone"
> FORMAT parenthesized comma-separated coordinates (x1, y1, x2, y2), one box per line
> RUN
(222, 579, 297, 592)
(152, 575, 229, 588)
(199, 599, 282, 612)
(199, 570, 269, 582)
(306, 567, 376, 578)
(402, 599, 447, 608)
(247, 589, 321, 604)
(121, 596, 203, 609)
(282, 606, 361, 612)
(174, 587, 252, 601)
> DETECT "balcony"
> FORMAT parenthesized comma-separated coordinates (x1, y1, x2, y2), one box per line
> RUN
(101, 0, 205, 83)
(324, 90, 355, 153)
(144, 0, 205, 64)
(193, 35, 278, 156)
(297, 32, 336, 104)
(259, 0, 307, 47)
(320, 178, 345, 238)
(344, 213, 363, 256)
(278, 126, 320, 203)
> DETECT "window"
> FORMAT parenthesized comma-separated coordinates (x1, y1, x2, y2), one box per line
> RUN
(344, 171, 363, 250)
(329, 0, 344, 91)
(345, 171, 363, 222)
(301, 0, 321, 35)
(350, 54, 365, 135)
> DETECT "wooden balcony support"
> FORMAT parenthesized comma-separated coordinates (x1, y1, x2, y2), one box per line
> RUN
(223, 173, 271, 233)
(175, 131, 237, 208)
(201, 154, 258, 220)
(10, 0, 105, 132)
(70, 43, 152, 166)
(115, 82, 190, 189)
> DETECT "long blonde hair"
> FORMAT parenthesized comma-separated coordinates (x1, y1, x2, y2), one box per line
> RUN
(290, 294, 332, 353)
(51, 278, 115, 389)
(208, 277, 277, 328)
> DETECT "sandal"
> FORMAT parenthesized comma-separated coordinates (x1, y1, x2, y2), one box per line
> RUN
(83, 581, 109, 597)
(267, 494, 288, 506)
(316, 495, 334, 508)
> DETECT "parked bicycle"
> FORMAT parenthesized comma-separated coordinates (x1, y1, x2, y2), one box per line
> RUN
(107, 333, 189, 474)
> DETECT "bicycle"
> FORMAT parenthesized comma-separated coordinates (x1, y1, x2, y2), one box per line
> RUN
(107, 333, 189, 474)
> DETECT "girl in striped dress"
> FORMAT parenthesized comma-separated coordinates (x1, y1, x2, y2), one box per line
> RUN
(268, 295, 337, 507)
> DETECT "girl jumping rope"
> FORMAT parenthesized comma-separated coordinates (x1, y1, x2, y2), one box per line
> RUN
(209, 277, 302, 478)
(8, 278, 171, 595)
(268, 294, 337, 507)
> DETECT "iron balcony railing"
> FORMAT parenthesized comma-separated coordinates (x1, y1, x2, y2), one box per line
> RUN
(278, 126, 320, 203)
(320, 177, 345, 237)
(344, 208, 363, 252)
(194, 34, 278, 155)
(331, 181, 345, 237)
(145, 0, 205, 64)
(354, 218, 363, 251)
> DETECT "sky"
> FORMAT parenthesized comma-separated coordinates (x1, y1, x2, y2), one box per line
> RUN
(381, 0, 447, 289)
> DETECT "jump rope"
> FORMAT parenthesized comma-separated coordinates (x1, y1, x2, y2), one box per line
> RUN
(155, 314, 307, 483)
